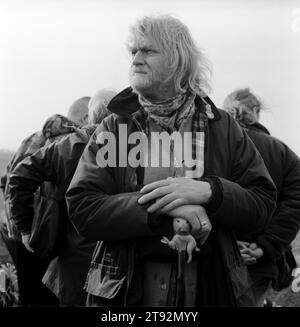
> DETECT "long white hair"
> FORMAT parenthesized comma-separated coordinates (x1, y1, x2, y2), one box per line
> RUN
(88, 89, 117, 124)
(223, 88, 263, 125)
(127, 15, 211, 94)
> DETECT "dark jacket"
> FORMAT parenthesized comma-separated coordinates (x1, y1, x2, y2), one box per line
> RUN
(1, 115, 79, 240)
(66, 87, 277, 306)
(242, 122, 300, 284)
(8, 126, 97, 305)
(1, 131, 46, 240)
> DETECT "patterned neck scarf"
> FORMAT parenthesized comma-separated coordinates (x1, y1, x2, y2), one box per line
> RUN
(138, 89, 196, 132)
(132, 88, 215, 179)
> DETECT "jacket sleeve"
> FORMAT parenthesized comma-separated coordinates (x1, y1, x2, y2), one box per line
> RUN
(207, 117, 277, 234)
(8, 131, 88, 234)
(256, 148, 300, 260)
(66, 120, 156, 242)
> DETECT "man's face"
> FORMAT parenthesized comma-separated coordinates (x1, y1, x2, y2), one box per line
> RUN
(128, 36, 175, 100)
(225, 101, 258, 125)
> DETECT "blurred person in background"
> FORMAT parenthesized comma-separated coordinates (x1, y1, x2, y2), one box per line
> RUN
(8, 89, 117, 306)
(223, 88, 300, 306)
(67, 96, 90, 126)
(0, 96, 90, 306)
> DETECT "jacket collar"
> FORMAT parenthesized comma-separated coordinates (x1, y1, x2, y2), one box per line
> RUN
(244, 122, 271, 135)
(81, 124, 98, 136)
(107, 87, 221, 121)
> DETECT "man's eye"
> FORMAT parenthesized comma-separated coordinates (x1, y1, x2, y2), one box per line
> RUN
(131, 50, 137, 56)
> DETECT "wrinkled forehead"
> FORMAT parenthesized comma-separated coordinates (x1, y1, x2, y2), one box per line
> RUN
(127, 33, 161, 51)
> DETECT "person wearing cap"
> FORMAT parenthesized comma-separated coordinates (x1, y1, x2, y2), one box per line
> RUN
(223, 88, 300, 306)
(66, 15, 276, 307)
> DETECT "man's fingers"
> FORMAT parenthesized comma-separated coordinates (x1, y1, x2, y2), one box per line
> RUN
(190, 219, 202, 238)
(146, 193, 175, 213)
(240, 248, 252, 255)
(25, 244, 34, 253)
(244, 258, 257, 265)
(140, 179, 172, 194)
(237, 241, 250, 250)
(138, 186, 171, 205)
(160, 198, 186, 214)
(241, 252, 252, 259)
(237, 241, 250, 246)
(27, 245, 34, 253)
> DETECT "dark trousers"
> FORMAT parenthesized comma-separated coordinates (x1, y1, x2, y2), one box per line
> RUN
(15, 241, 60, 306)
(1, 230, 59, 306)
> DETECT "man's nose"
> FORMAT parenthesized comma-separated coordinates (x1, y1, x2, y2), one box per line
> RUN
(132, 50, 144, 65)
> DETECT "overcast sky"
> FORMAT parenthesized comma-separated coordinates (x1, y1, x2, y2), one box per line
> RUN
(1, 0, 300, 155)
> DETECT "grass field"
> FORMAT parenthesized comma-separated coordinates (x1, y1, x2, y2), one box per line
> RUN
(268, 232, 300, 307)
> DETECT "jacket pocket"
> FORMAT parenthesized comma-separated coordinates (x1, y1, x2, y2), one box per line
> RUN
(29, 196, 66, 259)
(85, 261, 126, 299)
(85, 242, 129, 299)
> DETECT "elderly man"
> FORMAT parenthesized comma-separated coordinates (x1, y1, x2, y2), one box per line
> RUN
(66, 15, 276, 307)
(8, 89, 116, 306)
(223, 88, 300, 306)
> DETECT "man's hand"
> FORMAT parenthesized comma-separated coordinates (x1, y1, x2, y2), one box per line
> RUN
(138, 177, 212, 213)
(238, 241, 263, 265)
(21, 233, 34, 253)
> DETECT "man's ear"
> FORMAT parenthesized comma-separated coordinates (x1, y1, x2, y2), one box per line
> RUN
(82, 113, 89, 124)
